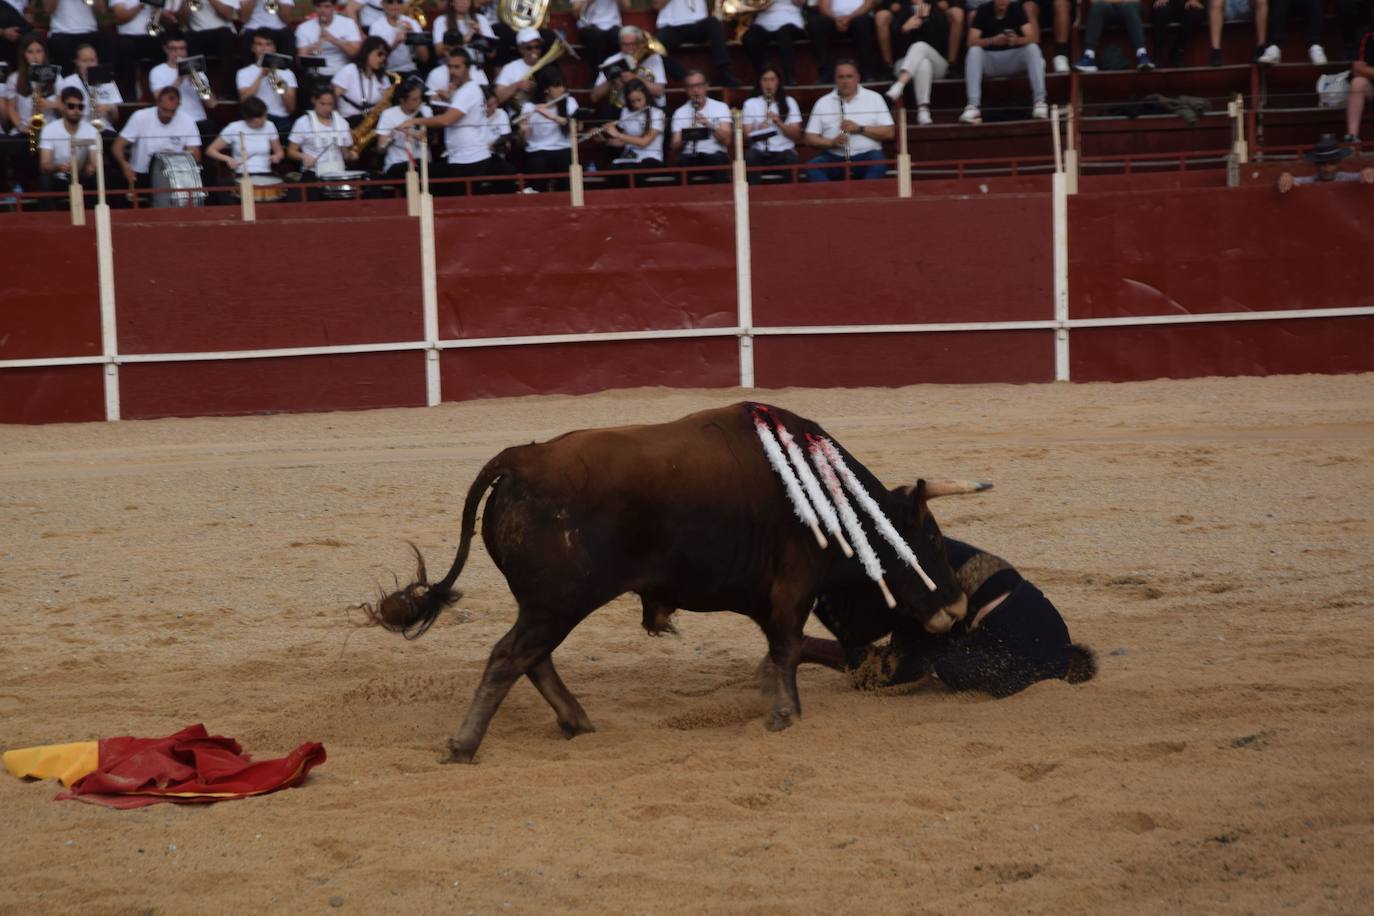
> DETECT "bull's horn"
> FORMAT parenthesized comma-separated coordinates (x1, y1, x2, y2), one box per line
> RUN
(923, 479, 993, 499)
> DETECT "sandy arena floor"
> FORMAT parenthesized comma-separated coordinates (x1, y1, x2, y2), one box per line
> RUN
(1, 374, 1372, 914)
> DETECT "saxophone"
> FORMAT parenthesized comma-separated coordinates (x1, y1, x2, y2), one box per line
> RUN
(350, 71, 401, 153)
(28, 82, 45, 154)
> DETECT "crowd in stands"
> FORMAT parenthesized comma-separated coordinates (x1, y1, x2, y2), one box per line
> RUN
(0, 0, 1371, 203)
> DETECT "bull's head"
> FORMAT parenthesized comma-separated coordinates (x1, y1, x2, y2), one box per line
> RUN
(885, 479, 993, 633)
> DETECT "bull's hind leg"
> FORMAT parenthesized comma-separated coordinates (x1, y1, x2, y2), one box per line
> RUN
(762, 579, 814, 733)
(527, 656, 595, 739)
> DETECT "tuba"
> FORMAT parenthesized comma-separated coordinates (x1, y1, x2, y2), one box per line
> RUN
(407, 0, 427, 27)
(351, 71, 402, 153)
(498, 0, 548, 30)
(716, 0, 773, 40)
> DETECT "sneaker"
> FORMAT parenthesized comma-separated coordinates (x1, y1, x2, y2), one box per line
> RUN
(917, 105, 933, 125)
(885, 81, 905, 101)
(1074, 52, 1098, 72)
(1031, 101, 1049, 119)
(1136, 50, 1155, 71)
(1308, 44, 1327, 65)
(1052, 53, 1070, 73)
(519, 186, 540, 194)
(1343, 133, 1360, 145)
(1258, 44, 1281, 64)
(958, 104, 982, 124)
(1209, 48, 1223, 67)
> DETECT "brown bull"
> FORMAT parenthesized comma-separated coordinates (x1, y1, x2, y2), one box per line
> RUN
(365, 402, 968, 763)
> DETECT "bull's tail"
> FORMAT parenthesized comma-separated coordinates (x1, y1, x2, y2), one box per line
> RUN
(1064, 643, 1098, 684)
(362, 451, 510, 640)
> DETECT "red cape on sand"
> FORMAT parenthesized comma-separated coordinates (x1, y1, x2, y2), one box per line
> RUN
(57, 724, 326, 808)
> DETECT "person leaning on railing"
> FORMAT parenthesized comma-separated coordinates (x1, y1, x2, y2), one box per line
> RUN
(804, 59, 894, 181)
(741, 66, 803, 184)
(111, 84, 202, 199)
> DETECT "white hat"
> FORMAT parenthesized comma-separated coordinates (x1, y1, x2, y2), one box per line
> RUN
(516, 27, 541, 46)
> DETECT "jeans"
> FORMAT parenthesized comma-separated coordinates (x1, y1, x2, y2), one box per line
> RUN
(806, 148, 885, 181)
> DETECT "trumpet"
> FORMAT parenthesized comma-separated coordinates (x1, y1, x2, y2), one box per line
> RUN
(187, 0, 201, 11)
(188, 66, 214, 101)
(268, 67, 287, 96)
(264, 0, 279, 13)
(147, 17, 163, 35)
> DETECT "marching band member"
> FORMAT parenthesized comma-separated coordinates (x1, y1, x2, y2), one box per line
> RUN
(57, 44, 123, 134)
(425, 31, 489, 103)
(492, 26, 544, 107)
(296, 0, 364, 79)
(237, 31, 299, 135)
(374, 75, 429, 182)
(601, 78, 663, 188)
(206, 95, 285, 184)
(572, 0, 629, 77)
(42, 0, 110, 72)
(431, 0, 496, 58)
(4, 34, 61, 157)
(149, 31, 217, 144)
(240, 0, 298, 59)
(519, 71, 575, 190)
(803, 59, 894, 181)
(287, 85, 356, 198)
(368, 0, 424, 76)
(396, 48, 488, 194)
(333, 35, 392, 124)
(669, 68, 731, 184)
(110, 0, 179, 99)
(178, 0, 240, 98)
(741, 66, 802, 183)
(111, 85, 201, 194)
(590, 26, 665, 112)
(37, 86, 99, 206)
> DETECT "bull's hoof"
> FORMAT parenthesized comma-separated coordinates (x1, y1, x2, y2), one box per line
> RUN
(558, 719, 596, 740)
(766, 707, 795, 732)
(439, 739, 477, 765)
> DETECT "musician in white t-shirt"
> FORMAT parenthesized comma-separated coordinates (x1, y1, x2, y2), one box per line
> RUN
(112, 85, 202, 194)
(396, 49, 488, 194)
(37, 87, 100, 204)
(740, 67, 803, 183)
(237, 32, 300, 133)
(803, 60, 894, 181)
(296, 0, 363, 77)
(368, 0, 424, 75)
(590, 26, 666, 112)
(43, 0, 110, 72)
(333, 35, 393, 122)
(179, 0, 240, 95)
(518, 71, 576, 190)
(571, 0, 629, 74)
(287, 86, 357, 198)
(652, 0, 740, 86)
(240, 0, 298, 60)
(493, 26, 544, 106)
(206, 96, 285, 180)
(808, 0, 880, 83)
(742, 0, 806, 85)
(374, 76, 430, 181)
(111, 0, 181, 98)
(601, 79, 664, 188)
(670, 69, 731, 184)
(57, 44, 124, 134)
(149, 31, 217, 140)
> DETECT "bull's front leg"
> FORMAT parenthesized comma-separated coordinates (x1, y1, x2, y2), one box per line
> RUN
(761, 580, 813, 732)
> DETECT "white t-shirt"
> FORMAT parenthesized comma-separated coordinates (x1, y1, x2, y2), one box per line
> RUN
(112, 0, 154, 36)
(425, 62, 489, 105)
(355, 0, 385, 29)
(520, 95, 578, 152)
(430, 11, 495, 44)
(577, 0, 622, 30)
(243, 0, 287, 31)
(376, 102, 431, 169)
(237, 63, 298, 118)
(671, 97, 731, 156)
(656, 0, 707, 27)
(189, 0, 240, 31)
(494, 56, 537, 90)
(218, 118, 279, 173)
(593, 51, 666, 107)
(754, 0, 804, 30)
(150, 61, 207, 122)
(117, 106, 201, 172)
(295, 15, 364, 76)
(805, 86, 893, 157)
(332, 63, 390, 118)
(57, 73, 124, 129)
(741, 94, 801, 153)
(442, 79, 488, 164)
(485, 107, 510, 149)
(369, 16, 423, 73)
(5, 72, 40, 127)
(829, 0, 865, 16)
(288, 110, 353, 168)
(613, 105, 664, 163)
(39, 119, 101, 170)
(48, 0, 98, 35)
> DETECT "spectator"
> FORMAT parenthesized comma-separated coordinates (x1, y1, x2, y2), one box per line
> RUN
(431, 0, 497, 59)
(1151, 0, 1205, 67)
(4, 34, 61, 175)
(590, 26, 667, 113)
(296, 0, 363, 80)
(57, 44, 123, 133)
(42, 0, 111, 73)
(961, 0, 1048, 123)
(334, 36, 392, 125)
(237, 32, 298, 135)
(110, 0, 177, 99)
(670, 68, 732, 183)
(741, 66, 803, 183)
(809, 0, 880, 83)
(397, 49, 491, 195)
(741, 0, 807, 85)
(804, 59, 895, 180)
(1206, 0, 1267, 65)
(1074, 0, 1156, 71)
(1040, 0, 1076, 72)
(519, 71, 577, 191)
(287, 86, 356, 198)
(111, 84, 201, 198)
(179, 0, 241, 100)
(652, 0, 742, 86)
(369, 0, 425, 76)
(37, 86, 99, 206)
(1345, 30, 1373, 143)
(572, 0, 630, 79)
(1275, 133, 1374, 190)
(493, 27, 545, 106)
(601, 78, 665, 188)
(876, 0, 965, 79)
(1257, 0, 1326, 63)
(884, 1, 951, 125)
(206, 95, 285, 184)
(374, 74, 430, 183)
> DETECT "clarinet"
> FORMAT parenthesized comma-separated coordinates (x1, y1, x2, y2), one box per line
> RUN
(839, 95, 851, 167)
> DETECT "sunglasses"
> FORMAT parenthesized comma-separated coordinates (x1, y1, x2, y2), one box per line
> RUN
(66, 102, 85, 110)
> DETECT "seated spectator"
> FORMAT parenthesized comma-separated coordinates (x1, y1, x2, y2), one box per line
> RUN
(111, 85, 202, 199)
(1206, 0, 1267, 65)
(519, 71, 577, 191)
(395, 49, 492, 195)
(590, 26, 667, 113)
(369, 0, 426, 76)
(296, 0, 364, 82)
(240, 0, 297, 63)
(1040, 0, 1076, 72)
(206, 95, 286, 182)
(1257, 0, 1326, 63)
(741, 66, 803, 183)
(43, 0, 112, 73)
(961, 0, 1048, 123)
(237, 32, 298, 135)
(333, 36, 392, 126)
(876, 0, 965, 79)
(1346, 31, 1373, 144)
(57, 44, 123, 133)
(652, 0, 742, 86)
(804, 59, 895, 180)
(493, 27, 545, 106)
(1074, 0, 1156, 71)
(287, 86, 356, 198)
(37, 86, 99, 207)
(110, 0, 177, 99)
(431, 0, 497, 61)
(374, 75, 431, 183)
(742, 0, 807, 85)
(884, 1, 951, 125)
(1276, 133, 1374, 190)
(1151, 0, 1205, 67)
(180, 0, 241, 99)
(670, 68, 732, 184)
(600, 79, 666, 188)
(808, 0, 880, 83)
(572, 0, 631, 79)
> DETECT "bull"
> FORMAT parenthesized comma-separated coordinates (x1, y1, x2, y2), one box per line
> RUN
(364, 402, 970, 763)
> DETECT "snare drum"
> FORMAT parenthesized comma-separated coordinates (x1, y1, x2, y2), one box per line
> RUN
(317, 170, 368, 200)
(234, 174, 286, 202)
(150, 151, 206, 208)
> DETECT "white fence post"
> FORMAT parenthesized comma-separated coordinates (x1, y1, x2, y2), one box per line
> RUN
(1052, 170, 1070, 382)
(93, 135, 120, 419)
(733, 111, 754, 388)
(896, 104, 911, 199)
